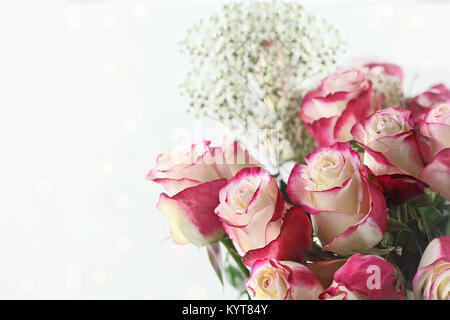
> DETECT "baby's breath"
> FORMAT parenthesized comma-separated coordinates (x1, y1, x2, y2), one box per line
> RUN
(180, 1, 346, 171)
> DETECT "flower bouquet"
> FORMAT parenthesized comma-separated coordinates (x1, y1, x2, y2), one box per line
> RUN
(148, 1, 449, 300)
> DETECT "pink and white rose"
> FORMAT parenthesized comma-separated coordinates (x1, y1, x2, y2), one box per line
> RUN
(351, 107, 424, 177)
(416, 104, 450, 200)
(413, 236, 450, 300)
(214, 167, 285, 253)
(320, 254, 404, 300)
(300, 70, 382, 146)
(287, 142, 387, 255)
(148, 141, 255, 246)
(406, 84, 450, 122)
(351, 107, 427, 202)
(246, 259, 324, 300)
(418, 103, 450, 161)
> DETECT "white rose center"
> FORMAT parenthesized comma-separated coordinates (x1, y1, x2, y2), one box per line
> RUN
(255, 268, 288, 299)
(232, 179, 257, 210)
(308, 151, 350, 190)
(370, 114, 407, 138)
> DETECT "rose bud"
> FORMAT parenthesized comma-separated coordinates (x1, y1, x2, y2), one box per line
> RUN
(413, 236, 450, 300)
(148, 141, 255, 246)
(242, 206, 313, 267)
(406, 83, 450, 122)
(287, 142, 387, 255)
(300, 70, 382, 146)
(246, 259, 324, 300)
(214, 167, 284, 253)
(320, 254, 404, 300)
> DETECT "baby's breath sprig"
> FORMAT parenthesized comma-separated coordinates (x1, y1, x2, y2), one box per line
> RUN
(180, 1, 346, 171)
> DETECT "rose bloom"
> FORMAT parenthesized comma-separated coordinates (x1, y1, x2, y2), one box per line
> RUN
(413, 236, 450, 300)
(245, 259, 324, 300)
(352, 106, 450, 200)
(320, 254, 404, 300)
(351, 107, 423, 177)
(287, 142, 387, 255)
(215, 167, 307, 256)
(416, 104, 450, 200)
(148, 141, 255, 246)
(406, 84, 450, 122)
(351, 107, 427, 202)
(300, 70, 382, 146)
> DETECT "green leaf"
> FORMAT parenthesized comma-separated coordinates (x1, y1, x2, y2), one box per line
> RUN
(349, 140, 365, 154)
(206, 242, 223, 286)
(395, 231, 419, 254)
(386, 218, 412, 233)
(224, 262, 246, 292)
(381, 231, 396, 247)
(417, 207, 443, 228)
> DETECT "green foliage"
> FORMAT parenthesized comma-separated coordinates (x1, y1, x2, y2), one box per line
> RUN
(383, 192, 449, 289)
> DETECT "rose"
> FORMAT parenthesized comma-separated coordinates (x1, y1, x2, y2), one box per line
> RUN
(418, 103, 450, 161)
(416, 103, 450, 199)
(351, 107, 424, 177)
(406, 84, 450, 122)
(214, 167, 285, 253)
(287, 142, 387, 255)
(351, 107, 426, 202)
(245, 259, 324, 300)
(413, 236, 450, 300)
(300, 70, 382, 146)
(320, 254, 404, 300)
(351, 106, 450, 200)
(148, 141, 255, 246)
(416, 104, 450, 200)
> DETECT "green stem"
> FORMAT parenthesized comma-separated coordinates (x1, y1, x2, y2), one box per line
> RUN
(220, 238, 250, 278)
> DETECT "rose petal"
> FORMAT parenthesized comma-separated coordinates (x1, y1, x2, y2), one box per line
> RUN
(157, 179, 227, 246)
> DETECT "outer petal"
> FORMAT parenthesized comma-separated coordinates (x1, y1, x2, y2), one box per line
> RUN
(334, 82, 381, 142)
(324, 254, 404, 300)
(157, 179, 227, 246)
(150, 178, 202, 197)
(304, 116, 339, 146)
(417, 236, 450, 270)
(242, 207, 313, 266)
(322, 179, 387, 255)
(418, 149, 450, 200)
(413, 237, 450, 300)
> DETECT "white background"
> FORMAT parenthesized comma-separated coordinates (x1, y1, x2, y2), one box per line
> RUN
(1, 0, 449, 299)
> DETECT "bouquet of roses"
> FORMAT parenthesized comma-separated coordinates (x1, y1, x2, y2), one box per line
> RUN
(147, 1, 449, 300)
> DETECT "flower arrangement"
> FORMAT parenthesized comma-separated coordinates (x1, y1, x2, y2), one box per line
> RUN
(148, 1, 450, 300)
